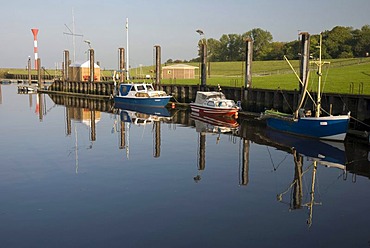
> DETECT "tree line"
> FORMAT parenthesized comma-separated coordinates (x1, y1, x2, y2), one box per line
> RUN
(170, 25, 369, 63)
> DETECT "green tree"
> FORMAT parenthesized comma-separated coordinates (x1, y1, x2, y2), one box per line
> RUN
(322, 26, 354, 58)
(217, 34, 244, 61)
(282, 40, 300, 60)
(352, 25, 370, 57)
(243, 28, 273, 60)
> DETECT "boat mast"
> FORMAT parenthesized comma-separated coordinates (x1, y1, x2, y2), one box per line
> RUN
(126, 18, 130, 81)
(316, 34, 323, 118)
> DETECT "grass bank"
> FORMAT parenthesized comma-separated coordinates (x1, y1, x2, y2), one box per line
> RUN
(2, 57, 369, 95)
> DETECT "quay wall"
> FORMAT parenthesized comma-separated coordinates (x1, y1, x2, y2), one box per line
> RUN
(44, 80, 370, 129)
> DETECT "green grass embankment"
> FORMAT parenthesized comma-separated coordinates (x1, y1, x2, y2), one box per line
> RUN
(2, 57, 369, 95)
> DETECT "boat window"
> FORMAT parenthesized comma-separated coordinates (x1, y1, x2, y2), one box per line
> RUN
(137, 85, 145, 91)
(218, 101, 226, 107)
(207, 101, 215, 107)
(131, 86, 136, 92)
(147, 85, 154, 91)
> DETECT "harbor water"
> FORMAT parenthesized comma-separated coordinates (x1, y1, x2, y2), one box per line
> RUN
(0, 84, 370, 248)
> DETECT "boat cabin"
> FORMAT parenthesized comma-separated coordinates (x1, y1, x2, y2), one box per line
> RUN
(194, 91, 236, 108)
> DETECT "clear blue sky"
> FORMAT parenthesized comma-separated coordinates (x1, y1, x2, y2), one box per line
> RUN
(1, 0, 369, 69)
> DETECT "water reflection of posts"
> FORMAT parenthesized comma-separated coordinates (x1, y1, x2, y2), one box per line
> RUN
(277, 150, 303, 210)
(119, 119, 126, 149)
(239, 139, 250, 186)
(0, 84, 2, 104)
(306, 161, 317, 227)
(154, 122, 161, 158)
(292, 149, 303, 209)
(66, 106, 72, 136)
(37, 93, 44, 121)
(90, 110, 96, 141)
(194, 132, 206, 182)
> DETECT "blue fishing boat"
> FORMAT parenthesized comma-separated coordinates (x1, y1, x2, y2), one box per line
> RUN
(113, 18, 172, 108)
(262, 34, 350, 141)
(114, 82, 172, 108)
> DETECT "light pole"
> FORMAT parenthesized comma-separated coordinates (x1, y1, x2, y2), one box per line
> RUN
(196, 29, 207, 90)
(84, 40, 92, 60)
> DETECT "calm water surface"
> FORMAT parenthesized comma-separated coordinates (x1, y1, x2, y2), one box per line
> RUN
(0, 84, 370, 248)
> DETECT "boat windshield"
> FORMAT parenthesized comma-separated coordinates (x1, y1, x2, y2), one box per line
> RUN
(136, 85, 145, 91)
(146, 85, 154, 91)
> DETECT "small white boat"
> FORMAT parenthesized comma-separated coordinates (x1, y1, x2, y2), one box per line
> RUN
(190, 91, 239, 118)
(114, 82, 172, 108)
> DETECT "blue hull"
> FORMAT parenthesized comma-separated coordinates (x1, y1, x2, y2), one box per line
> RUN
(265, 130, 346, 166)
(114, 95, 171, 108)
(266, 116, 350, 141)
(114, 102, 171, 117)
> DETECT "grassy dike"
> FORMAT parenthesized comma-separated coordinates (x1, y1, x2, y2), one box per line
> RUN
(2, 58, 369, 95)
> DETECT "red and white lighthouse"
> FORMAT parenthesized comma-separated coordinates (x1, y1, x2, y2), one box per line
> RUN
(31, 28, 39, 70)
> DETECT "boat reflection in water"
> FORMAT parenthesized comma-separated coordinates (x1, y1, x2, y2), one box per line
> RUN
(265, 130, 349, 227)
(115, 102, 172, 126)
(190, 112, 239, 182)
(114, 102, 172, 158)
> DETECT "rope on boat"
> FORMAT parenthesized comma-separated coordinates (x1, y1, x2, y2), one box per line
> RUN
(350, 116, 370, 129)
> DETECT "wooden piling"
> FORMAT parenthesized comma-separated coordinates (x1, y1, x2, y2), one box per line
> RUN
(245, 38, 253, 88)
(89, 49, 94, 83)
(200, 42, 207, 90)
(119, 48, 125, 83)
(37, 58, 42, 89)
(154, 45, 161, 87)
(28, 57, 31, 85)
(64, 50, 70, 82)
(299, 32, 310, 93)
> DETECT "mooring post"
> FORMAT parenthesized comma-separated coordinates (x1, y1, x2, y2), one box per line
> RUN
(299, 32, 310, 93)
(154, 45, 161, 89)
(200, 42, 207, 91)
(89, 49, 95, 84)
(37, 58, 42, 89)
(28, 56, 32, 85)
(119, 48, 125, 83)
(245, 38, 253, 89)
(64, 50, 70, 82)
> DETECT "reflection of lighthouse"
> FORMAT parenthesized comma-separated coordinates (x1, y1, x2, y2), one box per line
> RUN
(31, 28, 39, 70)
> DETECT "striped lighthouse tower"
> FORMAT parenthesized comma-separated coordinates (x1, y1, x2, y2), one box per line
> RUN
(31, 28, 39, 70)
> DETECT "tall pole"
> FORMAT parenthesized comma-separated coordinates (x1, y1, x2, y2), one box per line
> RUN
(200, 42, 207, 90)
(89, 49, 94, 83)
(299, 32, 310, 93)
(125, 18, 130, 81)
(245, 38, 253, 88)
(28, 56, 32, 85)
(64, 50, 70, 82)
(37, 58, 42, 88)
(316, 34, 323, 118)
(154, 45, 161, 87)
(31, 28, 39, 70)
(119, 48, 125, 82)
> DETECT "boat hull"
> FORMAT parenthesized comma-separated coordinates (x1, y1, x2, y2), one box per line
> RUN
(190, 111, 239, 129)
(190, 103, 238, 117)
(266, 115, 350, 141)
(114, 95, 171, 108)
